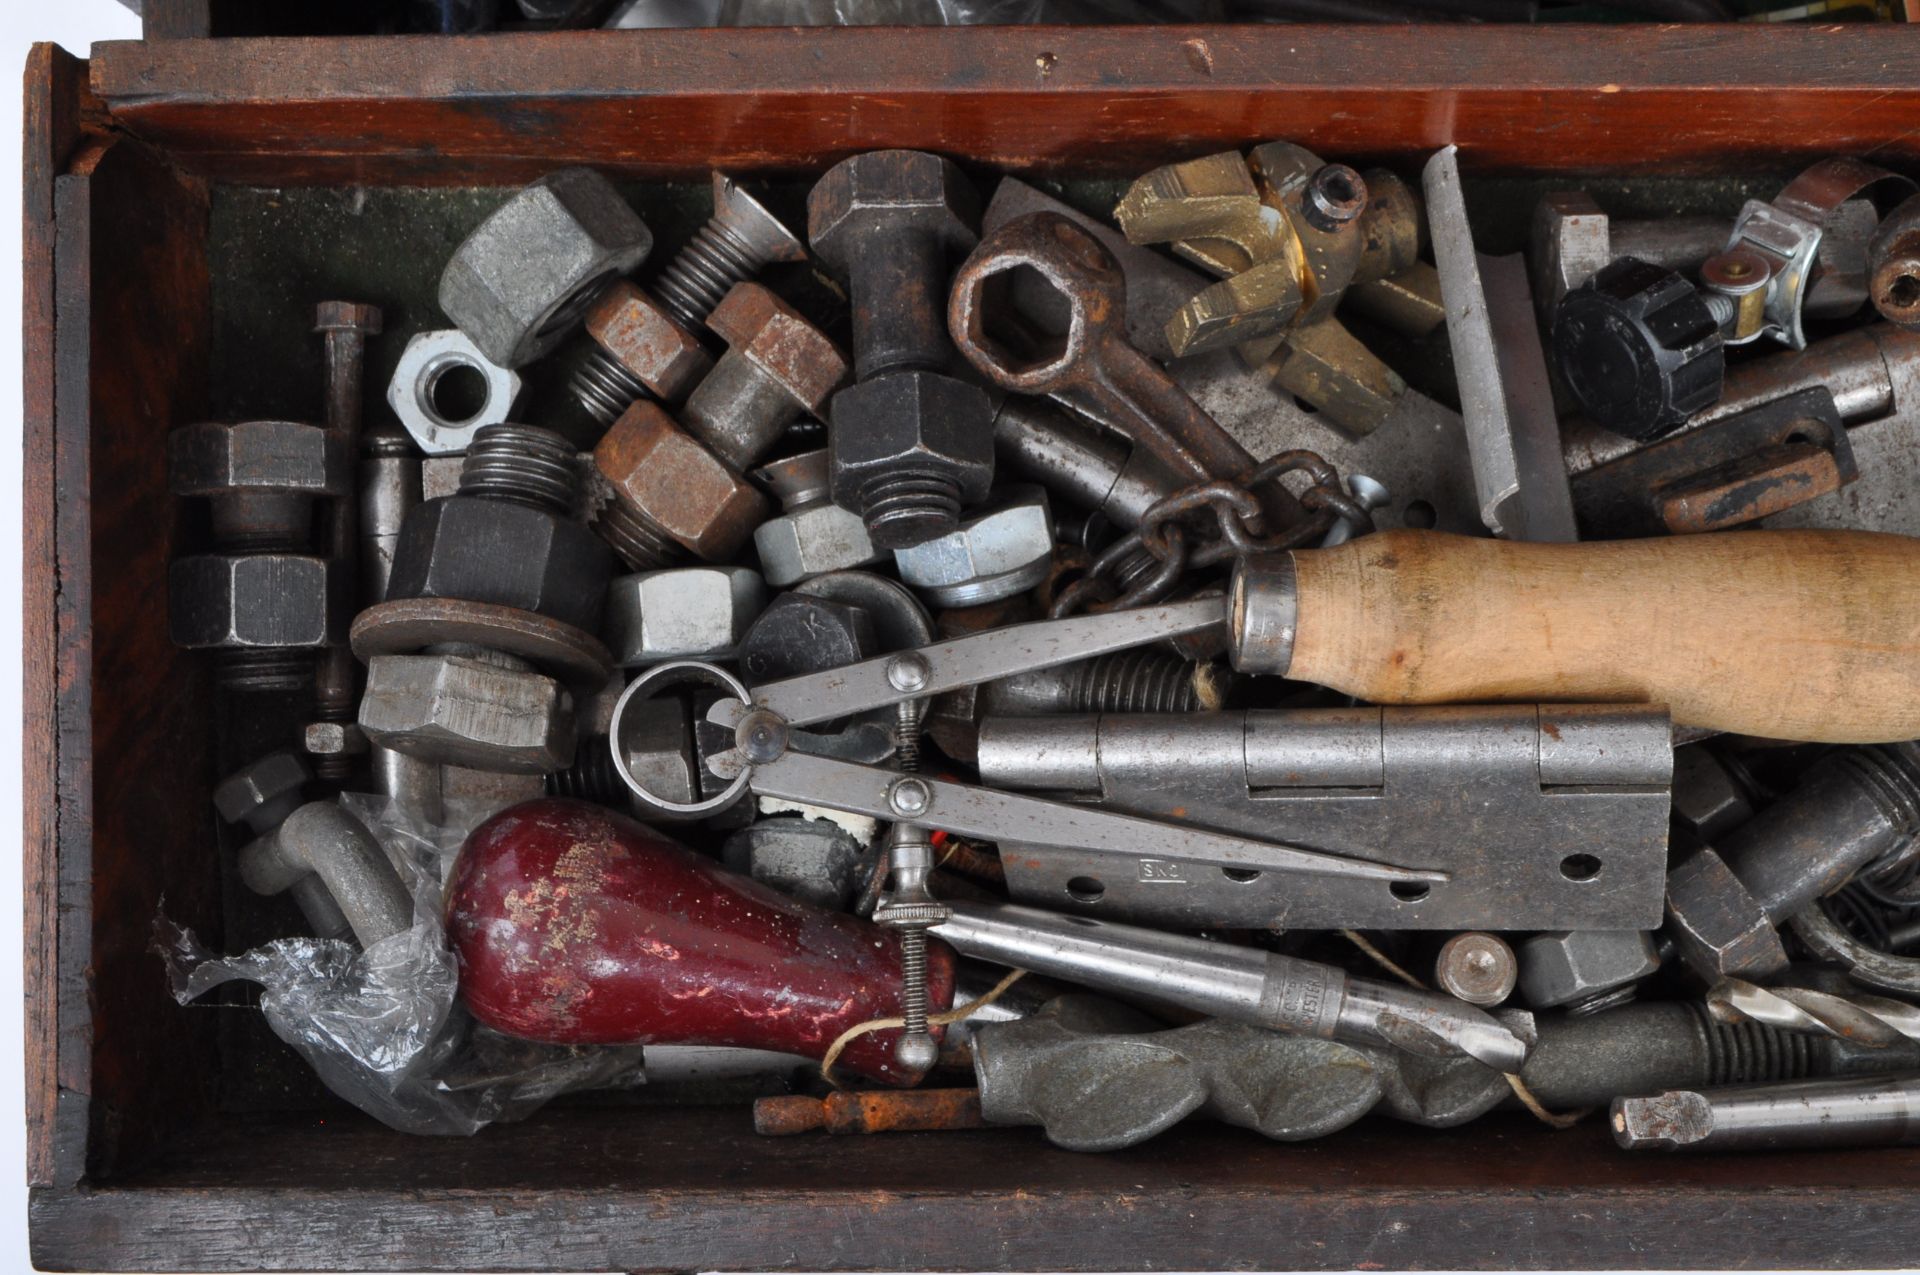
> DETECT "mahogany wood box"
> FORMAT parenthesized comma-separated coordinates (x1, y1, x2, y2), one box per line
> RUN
(22, 23, 1920, 1272)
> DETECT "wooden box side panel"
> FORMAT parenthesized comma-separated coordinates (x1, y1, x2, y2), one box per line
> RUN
(31, 62, 223, 1183)
(86, 26, 1920, 186)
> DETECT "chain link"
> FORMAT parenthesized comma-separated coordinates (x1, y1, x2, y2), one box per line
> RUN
(1049, 449, 1373, 618)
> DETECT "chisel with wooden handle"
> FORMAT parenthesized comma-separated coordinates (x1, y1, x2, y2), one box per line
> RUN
(1229, 528, 1920, 743)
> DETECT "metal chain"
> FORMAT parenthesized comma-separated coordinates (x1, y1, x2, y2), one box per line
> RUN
(1049, 449, 1374, 618)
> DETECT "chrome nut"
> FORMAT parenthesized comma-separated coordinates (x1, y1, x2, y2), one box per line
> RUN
(386, 329, 522, 456)
(603, 566, 768, 667)
(438, 167, 652, 369)
(1664, 848, 1790, 982)
(892, 485, 1054, 607)
(1517, 930, 1662, 1011)
(754, 504, 881, 586)
(169, 553, 343, 651)
(359, 651, 576, 774)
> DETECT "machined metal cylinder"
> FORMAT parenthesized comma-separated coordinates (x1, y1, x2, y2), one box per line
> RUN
(991, 397, 1181, 531)
(1613, 1074, 1920, 1153)
(359, 430, 421, 607)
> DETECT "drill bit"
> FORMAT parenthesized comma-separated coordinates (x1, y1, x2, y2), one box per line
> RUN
(933, 900, 1531, 1072)
(1613, 1074, 1920, 1153)
(1706, 978, 1920, 1048)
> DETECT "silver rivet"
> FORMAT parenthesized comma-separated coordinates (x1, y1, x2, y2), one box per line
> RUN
(886, 652, 932, 694)
(888, 776, 933, 818)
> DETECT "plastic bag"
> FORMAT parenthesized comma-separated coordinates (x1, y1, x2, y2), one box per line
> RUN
(156, 793, 645, 1136)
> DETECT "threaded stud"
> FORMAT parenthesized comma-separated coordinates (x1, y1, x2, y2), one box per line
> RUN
(655, 220, 762, 334)
(458, 424, 580, 514)
(859, 472, 964, 550)
(591, 501, 686, 572)
(569, 346, 651, 429)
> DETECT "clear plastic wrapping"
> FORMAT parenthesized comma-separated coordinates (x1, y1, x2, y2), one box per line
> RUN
(156, 794, 645, 1136)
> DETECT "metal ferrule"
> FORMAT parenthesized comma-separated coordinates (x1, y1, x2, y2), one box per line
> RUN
(1228, 553, 1298, 675)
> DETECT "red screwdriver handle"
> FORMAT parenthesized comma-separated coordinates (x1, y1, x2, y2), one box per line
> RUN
(446, 799, 957, 1086)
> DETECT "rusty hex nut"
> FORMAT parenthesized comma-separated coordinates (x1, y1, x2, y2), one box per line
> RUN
(385, 496, 614, 636)
(169, 553, 344, 651)
(806, 150, 981, 275)
(593, 402, 771, 563)
(1664, 848, 1790, 982)
(169, 420, 350, 499)
(438, 167, 653, 369)
(584, 279, 713, 402)
(709, 282, 849, 414)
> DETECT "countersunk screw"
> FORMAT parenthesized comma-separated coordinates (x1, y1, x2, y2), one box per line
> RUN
(654, 172, 808, 337)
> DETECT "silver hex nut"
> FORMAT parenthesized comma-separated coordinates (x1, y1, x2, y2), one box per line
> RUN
(1529, 190, 1611, 316)
(754, 502, 882, 586)
(1517, 930, 1662, 1010)
(1664, 847, 1790, 982)
(602, 566, 768, 667)
(358, 651, 576, 774)
(438, 168, 653, 369)
(386, 329, 523, 456)
(892, 485, 1054, 607)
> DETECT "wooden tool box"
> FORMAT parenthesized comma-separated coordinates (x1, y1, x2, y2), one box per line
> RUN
(23, 23, 1920, 1271)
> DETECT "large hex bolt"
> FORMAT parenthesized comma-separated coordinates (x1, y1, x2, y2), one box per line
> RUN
(570, 172, 807, 429)
(590, 401, 771, 571)
(168, 420, 350, 692)
(361, 647, 577, 774)
(438, 167, 653, 370)
(808, 150, 994, 550)
(653, 171, 809, 339)
(892, 485, 1055, 608)
(738, 593, 877, 687)
(212, 751, 352, 942)
(602, 565, 768, 667)
(387, 424, 613, 635)
(567, 279, 713, 429)
(1517, 931, 1663, 1016)
(750, 450, 883, 586)
(681, 282, 849, 472)
(1665, 742, 1920, 982)
(237, 800, 414, 949)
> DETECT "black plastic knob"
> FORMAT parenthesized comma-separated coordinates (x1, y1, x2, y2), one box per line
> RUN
(1553, 257, 1726, 442)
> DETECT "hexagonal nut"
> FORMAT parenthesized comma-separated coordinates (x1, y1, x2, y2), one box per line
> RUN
(583, 280, 711, 401)
(1517, 930, 1661, 1010)
(893, 485, 1053, 607)
(304, 721, 369, 759)
(593, 402, 770, 561)
(169, 553, 343, 650)
(708, 282, 848, 413)
(1529, 191, 1610, 313)
(753, 503, 881, 587)
(738, 593, 876, 685)
(615, 690, 700, 808)
(438, 167, 652, 368)
(212, 751, 312, 827)
(1670, 747, 1757, 843)
(603, 566, 768, 667)
(722, 817, 865, 910)
(169, 420, 348, 498)
(386, 329, 523, 456)
(386, 496, 614, 635)
(827, 371, 994, 532)
(806, 150, 980, 276)
(1664, 848, 1790, 982)
(359, 652, 576, 774)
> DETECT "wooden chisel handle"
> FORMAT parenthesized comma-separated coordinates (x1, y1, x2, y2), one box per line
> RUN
(1229, 529, 1920, 743)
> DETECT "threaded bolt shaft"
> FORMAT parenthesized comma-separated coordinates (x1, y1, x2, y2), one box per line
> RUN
(655, 219, 766, 335)
(899, 928, 931, 1041)
(546, 735, 625, 804)
(220, 649, 318, 694)
(1693, 1000, 1818, 1085)
(569, 345, 652, 429)
(458, 424, 580, 514)
(1060, 649, 1210, 714)
(859, 472, 964, 550)
(590, 500, 687, 573)
(895, 699, 923, 773)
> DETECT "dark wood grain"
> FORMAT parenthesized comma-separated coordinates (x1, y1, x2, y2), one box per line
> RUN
(87, 26, 1920, 186)
(30, 1107, 1920, 1271)
(24, 41, 75, 1193)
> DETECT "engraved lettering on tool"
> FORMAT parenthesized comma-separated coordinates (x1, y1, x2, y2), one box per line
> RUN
(1261, 954, 1344, 1039)
(1137, 858, 1189, 884)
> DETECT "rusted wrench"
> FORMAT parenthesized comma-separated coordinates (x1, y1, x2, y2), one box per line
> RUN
(948, 211, 1301, 528)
